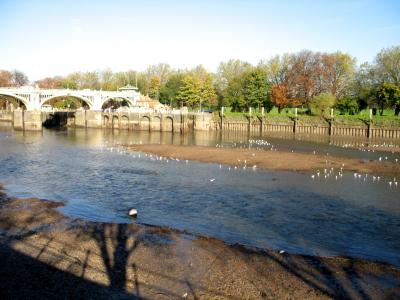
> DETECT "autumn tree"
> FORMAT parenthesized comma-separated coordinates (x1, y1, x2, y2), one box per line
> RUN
(148, 76, 161, 100)
(36, 77, 63, 89)
(270, 85, 289, 112)
(321, 52, 356, 99)
(0, 70, 12, 87)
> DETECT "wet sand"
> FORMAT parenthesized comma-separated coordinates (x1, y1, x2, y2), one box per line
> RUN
(128, 144, 400, 175)
(0, 186, 399, 299)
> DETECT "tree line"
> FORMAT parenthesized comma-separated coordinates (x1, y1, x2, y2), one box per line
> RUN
(0, 46, 399, 115)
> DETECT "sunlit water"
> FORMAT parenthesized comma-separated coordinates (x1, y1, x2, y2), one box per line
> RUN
(0, 125, 399, 267)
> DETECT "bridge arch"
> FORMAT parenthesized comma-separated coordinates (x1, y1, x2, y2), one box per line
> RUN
(40, 95, 93, 109)
(120, 115, 129, 129)
(151, 116, 161, 131)
(101, 97, 134, 110)
(103, 115, 110, 128)
(0, 92, 29, 110)
(112, 115, 119, 129)
(163, 116, 174, 132)
(140, 116, 150, 131)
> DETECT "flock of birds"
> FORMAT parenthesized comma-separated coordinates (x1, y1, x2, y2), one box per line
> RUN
(100, 139, 399, 192)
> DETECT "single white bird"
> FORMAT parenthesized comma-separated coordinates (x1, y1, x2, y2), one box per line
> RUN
(209, 178, 215, 182)
(128, 208, 138, 218)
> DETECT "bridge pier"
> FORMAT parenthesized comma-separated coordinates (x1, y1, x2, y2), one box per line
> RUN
(12, 110, 42, 131)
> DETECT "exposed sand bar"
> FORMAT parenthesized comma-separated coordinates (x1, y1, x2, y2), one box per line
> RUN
(127, 144, 400, 175)
(0, 186, 399, 299)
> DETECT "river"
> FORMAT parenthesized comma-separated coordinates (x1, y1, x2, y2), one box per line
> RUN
(0, 124, 399, 267)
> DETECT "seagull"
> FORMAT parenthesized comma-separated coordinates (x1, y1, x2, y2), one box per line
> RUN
(128, 208, 138, 218)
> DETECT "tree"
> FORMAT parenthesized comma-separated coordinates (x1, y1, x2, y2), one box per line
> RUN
(160, 73, 184, 107)
(0, 70, 12, 87)
(270, 84, 289, 113)
(99, 69, 115, 90)
(215, 59, 252, 106)
(321, 52, 356, 99)
(243, 68, 271, 111)
(176, 75, 201, 107)
(11, 70, 28, 86)
(376, 82, 400, 115)
(335, 96, 359, 115)
(310, 93, 336, 116)
(35, 77, 63, 89)
(375, 46, 400, 85)
(148, 76, 161, 100)
(286, 51, 322, 110)
(225, 76, 246, 112)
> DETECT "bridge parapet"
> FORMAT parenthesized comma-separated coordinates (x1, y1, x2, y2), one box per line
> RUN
(0, 87, 140, 110)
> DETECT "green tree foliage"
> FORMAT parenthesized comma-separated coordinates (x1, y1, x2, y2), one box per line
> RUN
(377, 82, 400, 115)
(215, 59, 252, 106)
(243, 68, 271, 111)
(225, 76, 246, 112)
(335, 96, 359, 115)
(310, 93, 336, 116)
(176, 75, 201, 107)
(160, 73, 184, 107)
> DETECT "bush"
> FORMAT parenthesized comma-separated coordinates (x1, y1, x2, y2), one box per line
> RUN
(335, 96, 359, 115)
(310, 93, 336, 116)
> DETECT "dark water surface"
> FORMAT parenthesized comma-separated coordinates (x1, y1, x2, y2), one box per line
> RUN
(0, 126, 399, 267)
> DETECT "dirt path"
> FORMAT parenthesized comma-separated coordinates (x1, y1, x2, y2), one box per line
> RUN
(127, 144, 400, 175)
(0, 188, 399, 299)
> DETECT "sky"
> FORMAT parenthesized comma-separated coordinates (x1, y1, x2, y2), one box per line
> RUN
(0, 0, 399, 81)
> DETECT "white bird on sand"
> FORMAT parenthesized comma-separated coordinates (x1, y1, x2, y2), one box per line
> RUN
(128, 208, 138, 217)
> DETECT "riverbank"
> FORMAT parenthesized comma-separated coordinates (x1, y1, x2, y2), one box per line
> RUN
(0, 187, 399, 299)
(127, 144, 400, 175)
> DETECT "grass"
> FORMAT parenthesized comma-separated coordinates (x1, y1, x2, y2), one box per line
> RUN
(218, 107, 400, 127)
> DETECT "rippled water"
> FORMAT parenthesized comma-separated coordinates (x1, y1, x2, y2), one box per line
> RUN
(0, 126, 399, 267)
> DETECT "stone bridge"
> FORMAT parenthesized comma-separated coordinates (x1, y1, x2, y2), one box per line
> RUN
(2, 109, 213, 132)
(0, 87, 140, 110)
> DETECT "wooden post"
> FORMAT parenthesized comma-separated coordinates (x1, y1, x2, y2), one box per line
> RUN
(248, 107, 252, 134)
(220, 106, 224, 131)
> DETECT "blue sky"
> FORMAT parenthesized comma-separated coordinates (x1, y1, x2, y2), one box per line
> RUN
(0, 0, 399, 80)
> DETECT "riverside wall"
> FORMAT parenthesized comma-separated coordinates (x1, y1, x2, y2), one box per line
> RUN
(1, 109, 400, 139)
